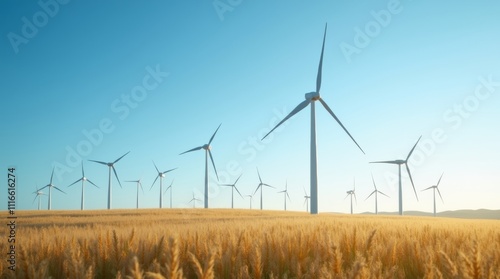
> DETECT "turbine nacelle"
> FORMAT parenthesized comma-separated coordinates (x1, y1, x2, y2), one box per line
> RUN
(305, 91, 320, 101)
(203, 144, 211, 150)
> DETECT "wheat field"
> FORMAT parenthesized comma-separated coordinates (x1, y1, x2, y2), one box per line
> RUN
(1, 209, 499, 278)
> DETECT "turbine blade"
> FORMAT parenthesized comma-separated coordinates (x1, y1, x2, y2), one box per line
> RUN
(405, 163, 418, 201)
(378, 191, 390, 198)
(114, 151, 130, 164)
(50, 167, 55, 184)
(253, 184, 261, 196)
(234, 186, 243, 198)
(261, 99, 311, 140)
(67, 178, 82, 187)
(233, 173, 243, 185)
(88, 160, 108, 165)
(87, 179, 99, 188)
(208, 150, 219, 181)
(406, 136, 422, 161)
(319, 98, 365, 154)
(139, 181, 144, 193)
(263, 183, 275, 188)
(112, 166, 122, 188)
(316, 23, 327, 94)
(365, 191, 376, 201)
(39, 185, 50, 191)
(286, 192, 291, 201)
(421, 186, 434, 192)
(371, 173, 377, 190)
(162, 168, 178, 175)
(344, 194, 350, 200)
(32, 195, 38, 204)
(370, 160, 399, 164)
(179, 146, 203, 155)
(256, 167, 263, 184)
(81, 163, 85, 177)
(53, 186, 66, 194)
(437, 188, 444, 203)
(153, 161, 160, 174)
(436, 172, 444, 187)
(354, 193, 357, 204)
(150, 176, 159, 190)
(208, 123, 222, 145)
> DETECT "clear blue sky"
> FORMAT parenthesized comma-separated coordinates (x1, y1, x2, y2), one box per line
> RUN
(1, 0, 499, 213)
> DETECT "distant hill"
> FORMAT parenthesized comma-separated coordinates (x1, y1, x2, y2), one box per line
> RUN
(359, 209, 500, 220)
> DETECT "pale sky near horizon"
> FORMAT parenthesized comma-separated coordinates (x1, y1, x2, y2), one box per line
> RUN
(1, 0, 499, 213)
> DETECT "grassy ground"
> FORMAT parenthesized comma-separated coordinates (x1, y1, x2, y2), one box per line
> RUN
(2, 209, 499, 278)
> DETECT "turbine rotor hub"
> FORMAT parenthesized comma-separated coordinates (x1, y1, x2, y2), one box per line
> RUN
(203, 144, 210, 150)
(305, 91, 320, 101)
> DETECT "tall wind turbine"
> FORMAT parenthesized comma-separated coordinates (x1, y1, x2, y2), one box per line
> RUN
(421, 173, 444, 217)
(303, 187, 311, 213)
(125, 179, 143, 209)
(67, 162, 99, 210)
(365, 174, 389, 215)
(89, 151, 129, 209)
(261, 23, 365, 215)
(245, 194, 254, 209)
(39, 168, 66, 210)
(278, 181, 291, 211)
(344, 179, 357, 214)
(32, 186, 45, 210)
(189, 193, 201, 208)
(150, 161, 177, 208)
(254, 168, 274, 210)
(180, 123, 221, 209)
(370, 136, 421, 215)
(163, 179, 174, 209)
(219, 174, 243, 209)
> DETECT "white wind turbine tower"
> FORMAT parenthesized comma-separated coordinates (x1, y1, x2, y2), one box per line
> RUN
(39, 168, 66, 210)
(32, 186, 46, 210)
(261, 23, 365, 215)
(163, 179, 174, 209)
(150, 161, 177, 209)
(89, 151, 129, 209)
(180, 123, 221, 209)
(421, 173, 444, 217)
(253, 168, 275, 210)
(189, 193, 201, 208)
(219, 174, 243, 209)
(125, 179, 143, 209)
(245, 194, 254, 209)
(67, 162, 99, 210)
(303, 187, 311, 213)
(365, 174, 389, 215)
(370, 136, 421, 215)
(278, 181, 291, 211)
(344, 179, 357, 214)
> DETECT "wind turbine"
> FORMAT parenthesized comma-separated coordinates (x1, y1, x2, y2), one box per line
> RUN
(150, 161, 177, 208)
(370, 136, 421, 215)
(189, 193, 201, 208)
(344, 179, 357, 215)
(365, 174, 389, 215)
(39, 168, 66, 210)
(245, 194, 254, 209)
(219, 174, 243, 209)
(253, 168, 275, 210)
(125, 179, 143, 209)
(303, 187, 311, 213)
(89, 151, 129, 209)
(67, 162, 99, 210)
(32, 186, 45, 210)
(163, 179, 174, 209)
(277, 181, 291, 211)
(421, 173, 444, 217)
(261, 23, 365, 215)
(180, 123, 221, 209)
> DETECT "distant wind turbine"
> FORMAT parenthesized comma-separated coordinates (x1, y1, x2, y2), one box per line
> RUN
(89, 151, 129, 209)
(345, 179, 357, 214)
(180, 123, 221, 209)
(278, 181, 291, 211)
(125, 179, 143, 209)
(219, 174, 243, 209)
(32, 186, 45, 210)
(303, 187, 311, 213)
(245, 194, 254, 209)
(254, 168, 275, 210)
(261, 23, 365, 215)
(150, 161, 177, 208)
(163, 179, 174, 209)
(370, 136, 421, 215)
(39, 168, 66, 210)
(67, 162, 99, 210)
(189, 193, 201, 208)
(365, 174, 389, 215)
(421, 173, 444, 217)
